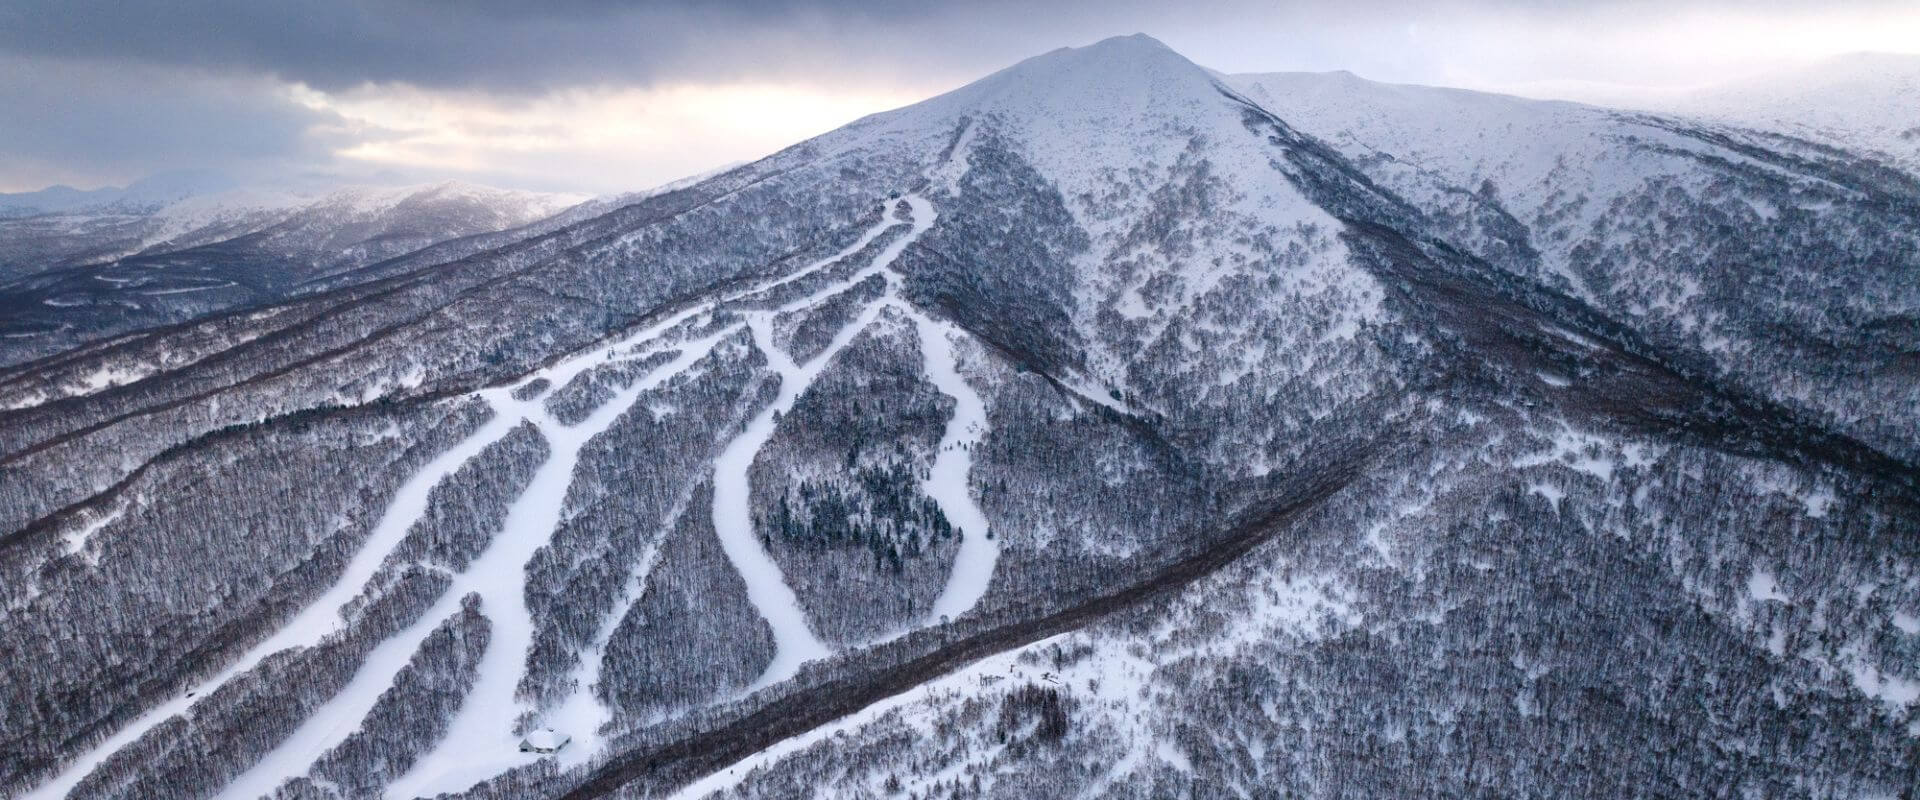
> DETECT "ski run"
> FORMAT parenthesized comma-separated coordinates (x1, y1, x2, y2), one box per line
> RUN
(24, 191, 1013, 800)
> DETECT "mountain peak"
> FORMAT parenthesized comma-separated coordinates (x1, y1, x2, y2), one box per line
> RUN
(1081, 32, 1174, 52)
(896, 32, 1223, 136)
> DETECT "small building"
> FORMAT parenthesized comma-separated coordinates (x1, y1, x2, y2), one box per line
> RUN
(519, 729, 571, 755)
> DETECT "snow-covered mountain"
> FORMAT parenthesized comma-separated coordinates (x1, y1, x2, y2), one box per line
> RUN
(0, 34, 1915, 800)
(0, 181, 586, 366)
(1658, 52, 1920, 176)
(0, 170, 238, 220)
(1226, 67, 1920, 463)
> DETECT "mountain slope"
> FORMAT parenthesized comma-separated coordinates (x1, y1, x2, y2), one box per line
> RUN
(1, 35, 1915, 800)
(0, 170, 237, 219)
(1664, 52, 1920, 176)
(1228, 69, 1920, 463)
(0, 182, 584, 367)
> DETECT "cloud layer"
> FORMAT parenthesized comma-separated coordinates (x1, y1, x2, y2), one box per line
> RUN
(2, 0, 1915, 194)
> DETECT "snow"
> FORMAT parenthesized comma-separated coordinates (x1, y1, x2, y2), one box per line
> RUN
(542, 527, 669, 764)
(72, 361, 154, 393)
(1512, 424, 1621, 483)
(1841, 646, 1920, 708)
(218, 601, 470, 800)
(1222, 66, 1872, 307)
(59, 505, 124, 562)
(1528, 482, 1566, 509)
(712, 314, 863, 676)
(708, 193, 938, 688)
(21, 400, 527, 800)
(1747, 570, 1789, 604)
(1892, 612, 1920, 636)
(386, 335, 732, 799)
(25, 304, 731, 800)
(1654, 53, 1920, 176)
(137, 283, 234, 296)
(900, 307, 999, 623)
(1800, 486, 1836, 519)
(664, 635, 1071, 800)
(671, 555, 1359, 798)
(520, 729, 570, 751)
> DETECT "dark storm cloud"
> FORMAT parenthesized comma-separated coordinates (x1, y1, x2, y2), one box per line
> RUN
(0, 0, 1033, 92)
(0, 55, 361, 189)
(0, 0, 1907, 192)
(3, 0, 1857, 93)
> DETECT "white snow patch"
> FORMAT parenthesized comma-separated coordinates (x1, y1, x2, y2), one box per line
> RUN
(1800, 486, 1836, 519)
(1747, 570, 1789, 604)
(60, 505, 125, 562)
(1513, 424, 1619, 482)
(1891, 612, 1920, 636)
(1528, 482, 1566, 509)
(139, 283, 233, 296)
(1842, 646, 1920, 708)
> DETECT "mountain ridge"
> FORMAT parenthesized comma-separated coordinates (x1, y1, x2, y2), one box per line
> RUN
(2, 33, 1916, 800)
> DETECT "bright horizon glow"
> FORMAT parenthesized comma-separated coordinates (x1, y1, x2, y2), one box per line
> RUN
(2, 2, 1915, 196)
(290, 81, 930, 195)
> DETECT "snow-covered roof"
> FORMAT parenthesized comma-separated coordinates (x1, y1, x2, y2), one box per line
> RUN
(520, 729, 571, 750)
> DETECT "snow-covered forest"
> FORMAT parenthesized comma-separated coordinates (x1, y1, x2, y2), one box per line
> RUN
(1, 33, 1916, 800)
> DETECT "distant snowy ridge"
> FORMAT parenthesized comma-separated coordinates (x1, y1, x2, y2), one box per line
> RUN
(1, 33, 1916, 800)
(1653, 52, 1920, 175)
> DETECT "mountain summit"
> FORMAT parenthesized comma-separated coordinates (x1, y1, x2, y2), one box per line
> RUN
(3, 35, 1917, 800)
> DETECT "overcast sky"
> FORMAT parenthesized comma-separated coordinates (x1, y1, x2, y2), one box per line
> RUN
(3, 0, 1916, 195)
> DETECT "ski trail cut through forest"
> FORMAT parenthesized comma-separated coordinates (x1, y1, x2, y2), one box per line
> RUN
(540, 488, 683, 767)
(555, 455, 1370, 800)
(711, 194, 936, 690)
(19, 407, 524, 800)
(383, 333, 735, 800)
(25, 193, 930, 800)
(897, 304, 997, 623)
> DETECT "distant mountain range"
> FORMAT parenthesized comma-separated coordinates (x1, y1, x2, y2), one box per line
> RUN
(0, 169, 240, 219)
(1662, 52, 1920, 175)
(2, 35, 1915, 800)
(0, 181, 585, 366)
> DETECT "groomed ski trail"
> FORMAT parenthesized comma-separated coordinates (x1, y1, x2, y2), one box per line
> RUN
(710, 194, 936, 690)
(895, 304, 997, 623)
(24, 192, 940, 800)
(381, 333, 735, 800)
